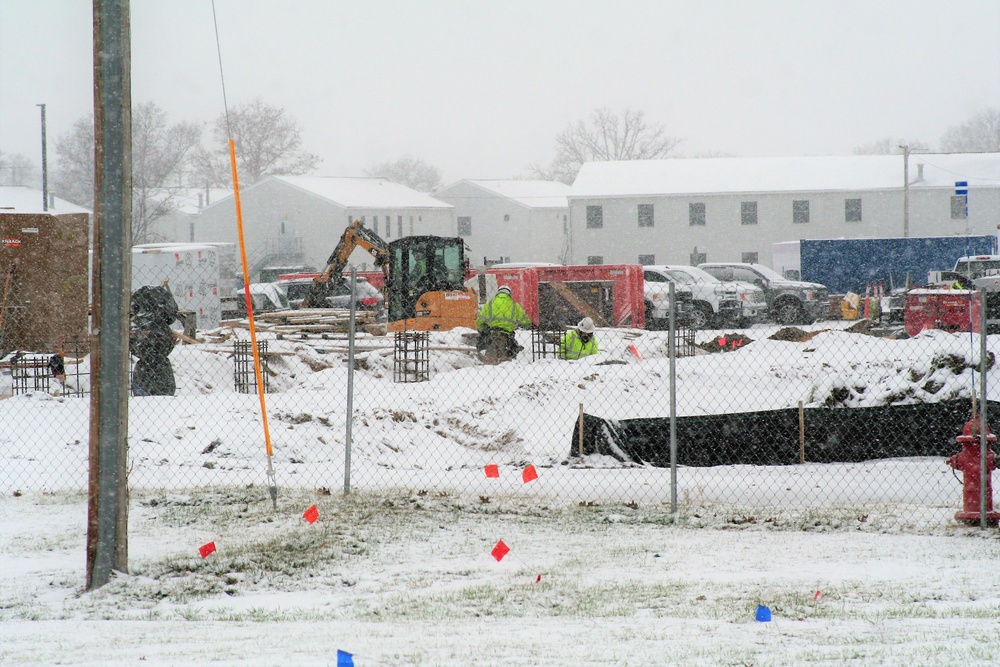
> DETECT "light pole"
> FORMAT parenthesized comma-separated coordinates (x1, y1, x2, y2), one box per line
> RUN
(899, 144, 911, 238)
(37, 103, 47, 211)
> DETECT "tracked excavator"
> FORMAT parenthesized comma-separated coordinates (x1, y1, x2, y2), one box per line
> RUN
(303, 220, 477, 332)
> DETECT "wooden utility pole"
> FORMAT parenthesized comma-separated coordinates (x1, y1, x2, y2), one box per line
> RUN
(87, 0, 132, 590)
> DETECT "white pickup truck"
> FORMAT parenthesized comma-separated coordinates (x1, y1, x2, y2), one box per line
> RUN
(644, 265, 765, 329)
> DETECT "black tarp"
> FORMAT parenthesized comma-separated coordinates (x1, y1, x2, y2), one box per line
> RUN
(570, 400, 1000, 466)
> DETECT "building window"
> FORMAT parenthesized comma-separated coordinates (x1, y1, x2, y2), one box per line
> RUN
(689, 202, 706, 226)
(398, 215, 403, 237)
(792, 200, 810, 224)
(741, 201, 758, 225)
(951, 195, 968, 219)
(385, 215, 391, 238)
(742, 252, 759, 264)
(586, 205, 603, 228)
(587, 255, 603, 265)
(458, 216, 472, 236)
(845, 198, 862, 222)
(372, 216, 379, 235)
(639, 254, 655, 265)
(690, 251, 707, 265)
(503, 214, 510, 222)
(563, 214, 568, 233)
(409, 216, 414, 235)
(638, 204, 654, 228)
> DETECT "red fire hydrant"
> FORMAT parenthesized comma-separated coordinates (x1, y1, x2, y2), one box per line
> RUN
(946, 417, 1000, 524)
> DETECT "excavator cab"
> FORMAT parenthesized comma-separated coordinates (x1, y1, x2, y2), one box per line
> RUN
(385, 236, 476, 331)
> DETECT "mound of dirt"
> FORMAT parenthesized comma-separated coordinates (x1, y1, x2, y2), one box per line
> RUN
(697, 333, 754, 353)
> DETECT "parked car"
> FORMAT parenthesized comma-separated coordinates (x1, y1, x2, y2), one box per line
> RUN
(279, 275, 385, 314)
(698, 262, 828, 325)
(642, 274, 695, 330)
(644, 265, 765, 329)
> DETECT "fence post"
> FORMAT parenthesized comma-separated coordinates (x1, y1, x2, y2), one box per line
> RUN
(344, 267, 356, 494)
(668, 282, 678, 516)
(798, 401, 806, 464)
(980, 292, 988, 529)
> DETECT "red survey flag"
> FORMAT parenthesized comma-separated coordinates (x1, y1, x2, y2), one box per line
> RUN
(303, 505, 319, 524)
(628, 344, 643, 360)
(199, 541, 217, 558)
(484, 464, 500, 478)
(522, 465, 538, 483)
(491, 540, 510, 562)
(814, 590, 822, 601)
(535, 574, 542, 583)
(718, 336, 727, 347)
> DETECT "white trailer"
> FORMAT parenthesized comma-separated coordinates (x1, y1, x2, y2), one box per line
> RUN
(132, 243, 222, 330)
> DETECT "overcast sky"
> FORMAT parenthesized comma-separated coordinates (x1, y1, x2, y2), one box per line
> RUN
(1, 0, 998, 185)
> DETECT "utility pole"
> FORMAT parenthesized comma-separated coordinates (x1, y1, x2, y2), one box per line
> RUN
(900, 145, 911, 238)
(36, 104, 47, 211)
(87, 0, 132, 591)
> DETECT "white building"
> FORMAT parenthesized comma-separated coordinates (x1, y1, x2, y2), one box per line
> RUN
(144, 188, 230, 244)
(433, 179, 572, 266)
(194, 175, 455, 279)
(568, 154, 1000, 267)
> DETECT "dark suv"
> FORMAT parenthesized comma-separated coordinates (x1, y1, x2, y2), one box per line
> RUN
(698, 262, 828, 325)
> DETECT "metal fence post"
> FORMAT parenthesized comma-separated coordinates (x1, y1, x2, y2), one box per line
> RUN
(668, 282, 677, 516)
(980, 292, 988, 529)
(344, 267, 356, 494)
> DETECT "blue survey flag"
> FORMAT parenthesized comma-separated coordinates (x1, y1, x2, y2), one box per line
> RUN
(755, 604, 772, 622)
(337, 649, 355, 666)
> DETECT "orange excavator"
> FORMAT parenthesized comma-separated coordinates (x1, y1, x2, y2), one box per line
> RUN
(303, 220, 477, 332)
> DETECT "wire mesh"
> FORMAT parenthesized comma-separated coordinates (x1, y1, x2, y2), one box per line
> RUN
(2, 276, 998, 530)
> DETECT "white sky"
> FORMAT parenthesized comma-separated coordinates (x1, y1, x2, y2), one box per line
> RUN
(1, 0, 999, 184)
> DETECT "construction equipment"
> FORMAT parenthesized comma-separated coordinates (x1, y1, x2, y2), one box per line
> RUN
(303, 220, 477, 332)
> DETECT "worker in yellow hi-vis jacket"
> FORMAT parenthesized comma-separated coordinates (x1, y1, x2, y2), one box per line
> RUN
(476, 285, 531, 364)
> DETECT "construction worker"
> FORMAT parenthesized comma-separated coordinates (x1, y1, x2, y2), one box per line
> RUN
(559, 317, 599, 360)
(476, 285, 531, 363)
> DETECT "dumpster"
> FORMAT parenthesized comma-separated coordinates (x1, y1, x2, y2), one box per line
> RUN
(904, 288, 982, 337)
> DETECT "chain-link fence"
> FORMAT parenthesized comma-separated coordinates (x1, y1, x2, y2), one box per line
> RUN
(2, 275, 997, 528)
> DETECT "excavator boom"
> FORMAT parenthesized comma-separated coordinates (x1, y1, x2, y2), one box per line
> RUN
(303, 220, 390, 308)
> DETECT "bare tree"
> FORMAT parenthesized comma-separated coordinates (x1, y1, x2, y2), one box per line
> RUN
(54, 102, 202, 242)
(53, 115, 96, 208)
(364, 156, 442, 192)
(131, 102, 202, 243)
(0, 151, 38, 187)
(852, 138, 930, 155)
(940, 108, 1000, 153)
(195, 97, 320, 186)
(530, 107, 682, 184)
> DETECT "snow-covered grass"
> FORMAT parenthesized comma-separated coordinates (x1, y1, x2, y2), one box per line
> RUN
(5, 320, 1000, 664)
(3, 488, 1000, 666)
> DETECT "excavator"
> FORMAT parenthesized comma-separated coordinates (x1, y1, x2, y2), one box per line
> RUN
(302, 220, 478, 332)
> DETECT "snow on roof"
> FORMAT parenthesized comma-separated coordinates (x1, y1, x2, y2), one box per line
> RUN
(571, 153, 1000, 197)
(444, 179, 572, 208)
(271, 175, 453, 209)
(0, 186, 91, 215)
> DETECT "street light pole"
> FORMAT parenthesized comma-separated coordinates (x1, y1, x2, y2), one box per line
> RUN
(37, 103, 47, 211)
(900, 144, 911, 238)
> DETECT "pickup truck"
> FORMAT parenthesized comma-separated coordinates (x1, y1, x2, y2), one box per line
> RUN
(644, 265, 765, 329)
(698, 262, 828, 325)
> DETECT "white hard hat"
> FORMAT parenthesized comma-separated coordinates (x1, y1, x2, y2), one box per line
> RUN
(578, 317, 595, 334)
(497, 285, 512, 295)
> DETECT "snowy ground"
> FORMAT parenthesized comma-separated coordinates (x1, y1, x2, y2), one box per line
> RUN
(4, 319, 1000, 664)
(2, 488, 1000, 666)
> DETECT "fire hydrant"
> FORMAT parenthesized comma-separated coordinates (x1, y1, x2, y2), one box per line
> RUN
(945, 417, 1000, 524)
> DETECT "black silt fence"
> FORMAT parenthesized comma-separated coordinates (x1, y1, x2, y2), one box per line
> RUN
(571, 399, 1000, 467)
